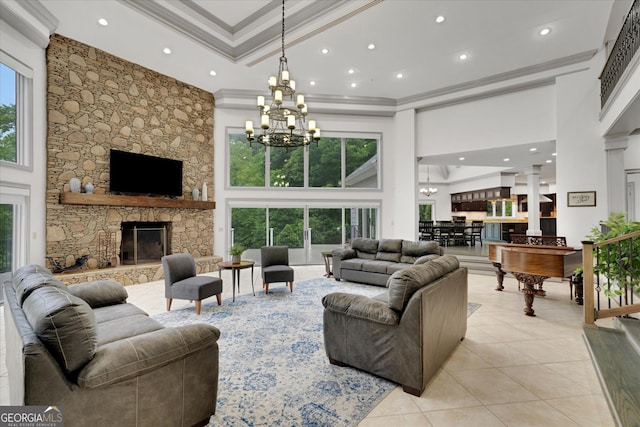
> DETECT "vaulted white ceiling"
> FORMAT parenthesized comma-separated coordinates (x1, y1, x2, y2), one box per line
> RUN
(35, 0, 633, 185)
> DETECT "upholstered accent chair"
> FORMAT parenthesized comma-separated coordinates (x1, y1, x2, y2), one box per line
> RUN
(162, 253, 223, 314)
(260, 246, 294, 294)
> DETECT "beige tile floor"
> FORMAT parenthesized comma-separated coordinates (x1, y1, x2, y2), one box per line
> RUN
(1, 266, 616, 426)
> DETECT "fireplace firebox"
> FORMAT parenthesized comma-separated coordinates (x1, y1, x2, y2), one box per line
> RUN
(120, 222, 170, 265)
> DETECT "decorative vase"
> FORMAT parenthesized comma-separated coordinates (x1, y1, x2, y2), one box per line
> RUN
(231, 254, 241, 264)
(70, 178, 81, 193)
(202, 182, 208, 201)
(85, 182, 94, 194)
(192, 188, 200, 201)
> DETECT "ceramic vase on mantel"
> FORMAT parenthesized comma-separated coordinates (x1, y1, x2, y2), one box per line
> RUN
(69, 178, 81, 193)
(84, 182, 94, 194)
(192, 187, 200, 201)
(201, 182, 208, 201)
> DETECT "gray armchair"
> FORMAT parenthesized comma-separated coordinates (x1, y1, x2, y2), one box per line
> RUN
(260, 246, 294, 294)
(162, 253, 223, 314)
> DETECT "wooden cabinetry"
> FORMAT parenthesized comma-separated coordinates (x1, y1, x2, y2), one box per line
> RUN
(501, 222, 527, 242)
(451, 187, 509, 212)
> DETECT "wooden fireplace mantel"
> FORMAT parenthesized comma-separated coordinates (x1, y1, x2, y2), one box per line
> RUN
(60, 192, 216, 210)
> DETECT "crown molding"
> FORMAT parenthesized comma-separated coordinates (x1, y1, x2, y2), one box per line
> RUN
(1, 0, 58, 48)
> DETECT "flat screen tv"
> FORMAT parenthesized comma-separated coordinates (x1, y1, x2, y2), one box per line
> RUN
(109, 149, 183, 197)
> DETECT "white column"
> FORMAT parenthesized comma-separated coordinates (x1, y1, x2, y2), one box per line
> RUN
(525, 166, 542, 235)
(605, 135, 628, 216)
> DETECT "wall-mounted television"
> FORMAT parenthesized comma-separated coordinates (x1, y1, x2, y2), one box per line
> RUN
(109, 149, 183, 197)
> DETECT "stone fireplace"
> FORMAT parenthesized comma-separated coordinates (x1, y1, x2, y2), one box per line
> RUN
(44, 34, 220, 285)
(120, 221, 170, 265)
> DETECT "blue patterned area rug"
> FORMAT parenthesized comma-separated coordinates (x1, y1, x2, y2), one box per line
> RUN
(152, 278, 479, 427)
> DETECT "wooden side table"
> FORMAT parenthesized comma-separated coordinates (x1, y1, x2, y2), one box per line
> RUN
(217, 260, 255, 302)
(322, 251, 333, 278)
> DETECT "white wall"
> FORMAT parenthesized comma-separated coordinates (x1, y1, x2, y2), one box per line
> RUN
(555, 51, 609, 246)
(416, 85, 556, 158)
(0, 19, 48, 265)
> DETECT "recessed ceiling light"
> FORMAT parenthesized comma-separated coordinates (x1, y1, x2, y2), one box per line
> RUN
(163, 47, 172, 55)
(503, 158, 510, 162)
(436, 15, 445, 23)
(350, 82, 357, 88)
(367, 43, 376, 50)
(348, 68, 355, 74)
(552, 152, 557, 156)
(539, 28, 551, 36)
(541, 181, 547, 184)
(209, 70, 217, 76)
(310, 80, 316, 86)
(458, 53, 468, 61)
(321, 48, 329, 54)
(529, 148, 537, 152)
(98, 18, 109, 26)
(546, 159, 553, 163)
(459, 157, 465, 161)
(396, 73, 404, 79)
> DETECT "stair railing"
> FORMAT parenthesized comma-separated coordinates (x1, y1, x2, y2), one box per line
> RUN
(583, 230, 640, 326)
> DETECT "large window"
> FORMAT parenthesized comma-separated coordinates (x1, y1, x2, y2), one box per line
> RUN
(228, 131, 380, 189)
(0, 62, 17, 163)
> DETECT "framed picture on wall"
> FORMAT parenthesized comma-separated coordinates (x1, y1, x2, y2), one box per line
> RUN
(567, 191, 596, 207)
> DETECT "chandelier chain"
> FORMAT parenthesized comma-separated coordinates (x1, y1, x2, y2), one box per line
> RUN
(281, 0, 286, 58)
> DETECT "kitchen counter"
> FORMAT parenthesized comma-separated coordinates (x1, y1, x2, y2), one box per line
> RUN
(482, 218, 528, 223)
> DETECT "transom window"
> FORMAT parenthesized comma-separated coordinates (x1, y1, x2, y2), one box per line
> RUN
(228, 131, 380, 189)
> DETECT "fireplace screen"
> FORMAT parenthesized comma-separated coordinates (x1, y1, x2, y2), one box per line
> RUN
(120, 222, 170, 265)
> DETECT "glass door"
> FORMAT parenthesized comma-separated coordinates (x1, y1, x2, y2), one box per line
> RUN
(308, 208, 342, 264)
(230, 204, 379, 265)
(230, 207, 266, 263)
(268, 207, 304, 263)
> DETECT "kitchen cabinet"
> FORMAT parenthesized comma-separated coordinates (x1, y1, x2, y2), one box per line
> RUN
(451, 187, 509, 212)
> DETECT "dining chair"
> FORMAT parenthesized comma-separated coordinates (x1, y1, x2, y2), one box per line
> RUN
(418, 220, 434, 241)
(470, 221, 484, 246)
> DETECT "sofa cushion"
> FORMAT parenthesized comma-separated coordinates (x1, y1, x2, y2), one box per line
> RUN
(96, 314, 164, 346)
(386, 263, 414, 275)
(22, 285, 98, 374)
(362, 260, 394, 274)
(414, 254, 441, 265)
(93, 303, 149, 324)
(67, 280, 128, 308)
(341, 258, 366, 271)
(400, 240, 441, 263)
(387, 255, 460, 312)
(351, 238, 379, 259)
(378, 238, 402, 253)
(14, 267, 69, 307)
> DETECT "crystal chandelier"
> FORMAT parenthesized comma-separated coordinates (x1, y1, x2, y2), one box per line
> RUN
(245, 0, 320, 148)
(420, 165, 438, 197)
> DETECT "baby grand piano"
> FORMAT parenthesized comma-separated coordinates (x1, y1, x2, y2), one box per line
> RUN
(488, 241, 582, 316)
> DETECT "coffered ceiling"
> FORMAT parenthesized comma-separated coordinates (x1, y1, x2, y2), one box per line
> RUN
(35, 0, 634, 186)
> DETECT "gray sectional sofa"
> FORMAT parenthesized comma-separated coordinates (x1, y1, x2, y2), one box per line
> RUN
(323, 255, 468, 396)
(3, 264, 220, 427)
(332, 237, 444, 286)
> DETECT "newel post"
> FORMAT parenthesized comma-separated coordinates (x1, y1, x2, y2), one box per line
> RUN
(582, 240, 596, 327)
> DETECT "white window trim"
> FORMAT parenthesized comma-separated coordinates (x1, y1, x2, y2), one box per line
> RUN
(0, 51, 34, 170)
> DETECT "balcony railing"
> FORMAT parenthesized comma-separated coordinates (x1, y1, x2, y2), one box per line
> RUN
(583, 230, 640, 326)
(599, 0, 639, 107)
